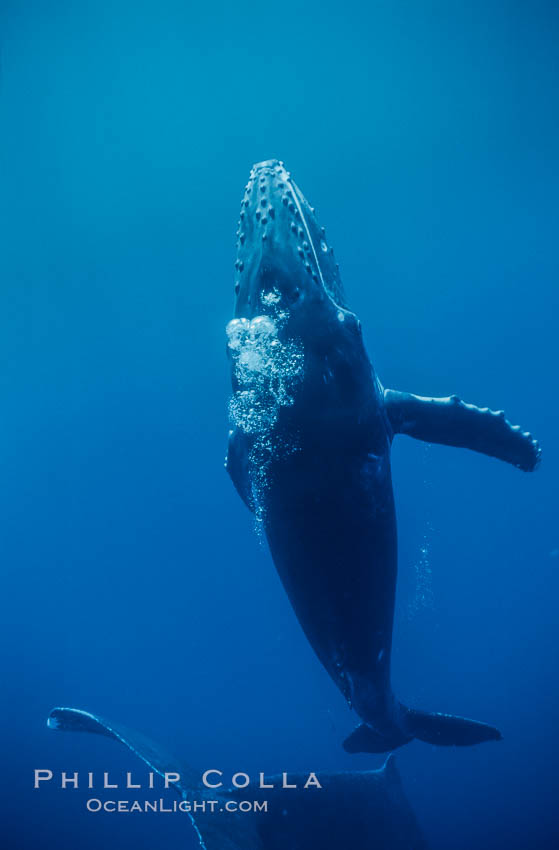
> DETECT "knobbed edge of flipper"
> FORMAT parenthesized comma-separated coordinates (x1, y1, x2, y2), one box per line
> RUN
(384, 389, 541, 472)
(446, 395, 541, 472)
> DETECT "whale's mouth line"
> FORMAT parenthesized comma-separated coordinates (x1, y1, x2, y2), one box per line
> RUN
(282, 173, 328, 297)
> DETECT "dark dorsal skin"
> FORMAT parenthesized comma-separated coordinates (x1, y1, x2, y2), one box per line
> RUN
(227, 160, 541, 753)
(47, 707, 429, 850)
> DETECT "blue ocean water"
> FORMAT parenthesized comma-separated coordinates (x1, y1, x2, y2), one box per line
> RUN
(1, 2, 558, 847)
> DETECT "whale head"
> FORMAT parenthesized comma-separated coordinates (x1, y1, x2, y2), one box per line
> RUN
(232, 159, 349, 331)
(226, 160, 376, 445)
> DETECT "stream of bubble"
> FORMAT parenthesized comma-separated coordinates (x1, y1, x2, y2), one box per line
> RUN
(226, 292, 304, 531)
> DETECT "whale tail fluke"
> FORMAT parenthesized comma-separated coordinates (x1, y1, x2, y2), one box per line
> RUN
(343, 722, 413, 754)
(343, 708, 502, 754)
(404, 707, 502, 747)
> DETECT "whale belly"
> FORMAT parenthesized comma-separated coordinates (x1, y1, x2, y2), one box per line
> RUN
(262, 444, 398, 689)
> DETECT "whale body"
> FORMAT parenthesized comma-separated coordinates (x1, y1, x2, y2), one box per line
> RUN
(226, 159, 540, 754)
(47, 707, 429, 849)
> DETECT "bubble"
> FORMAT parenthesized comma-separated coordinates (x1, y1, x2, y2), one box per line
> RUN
(408, 527, 434, 617)
(260, 288, 282, 307)
(227, 314, 303, 436)
(226, 308, 304, 532)
(226, 318, 250, 353)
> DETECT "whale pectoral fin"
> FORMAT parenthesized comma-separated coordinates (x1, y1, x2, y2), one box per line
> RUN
(226, 428, 255, 512)
(384, 389, 541, 471)
(47, 707, 200, 797)
(48, 707, 265, 850)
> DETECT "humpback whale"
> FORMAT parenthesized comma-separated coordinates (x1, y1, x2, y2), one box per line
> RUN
(47, 707, 429, 849)
(226, 159, 540, 754)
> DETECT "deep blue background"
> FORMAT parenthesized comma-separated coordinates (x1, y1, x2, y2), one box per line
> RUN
(1, 1, 558, 848)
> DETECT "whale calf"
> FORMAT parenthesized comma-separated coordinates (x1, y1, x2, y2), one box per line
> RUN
(226, 159, 540, 754)
(47, 707, 429, 849)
